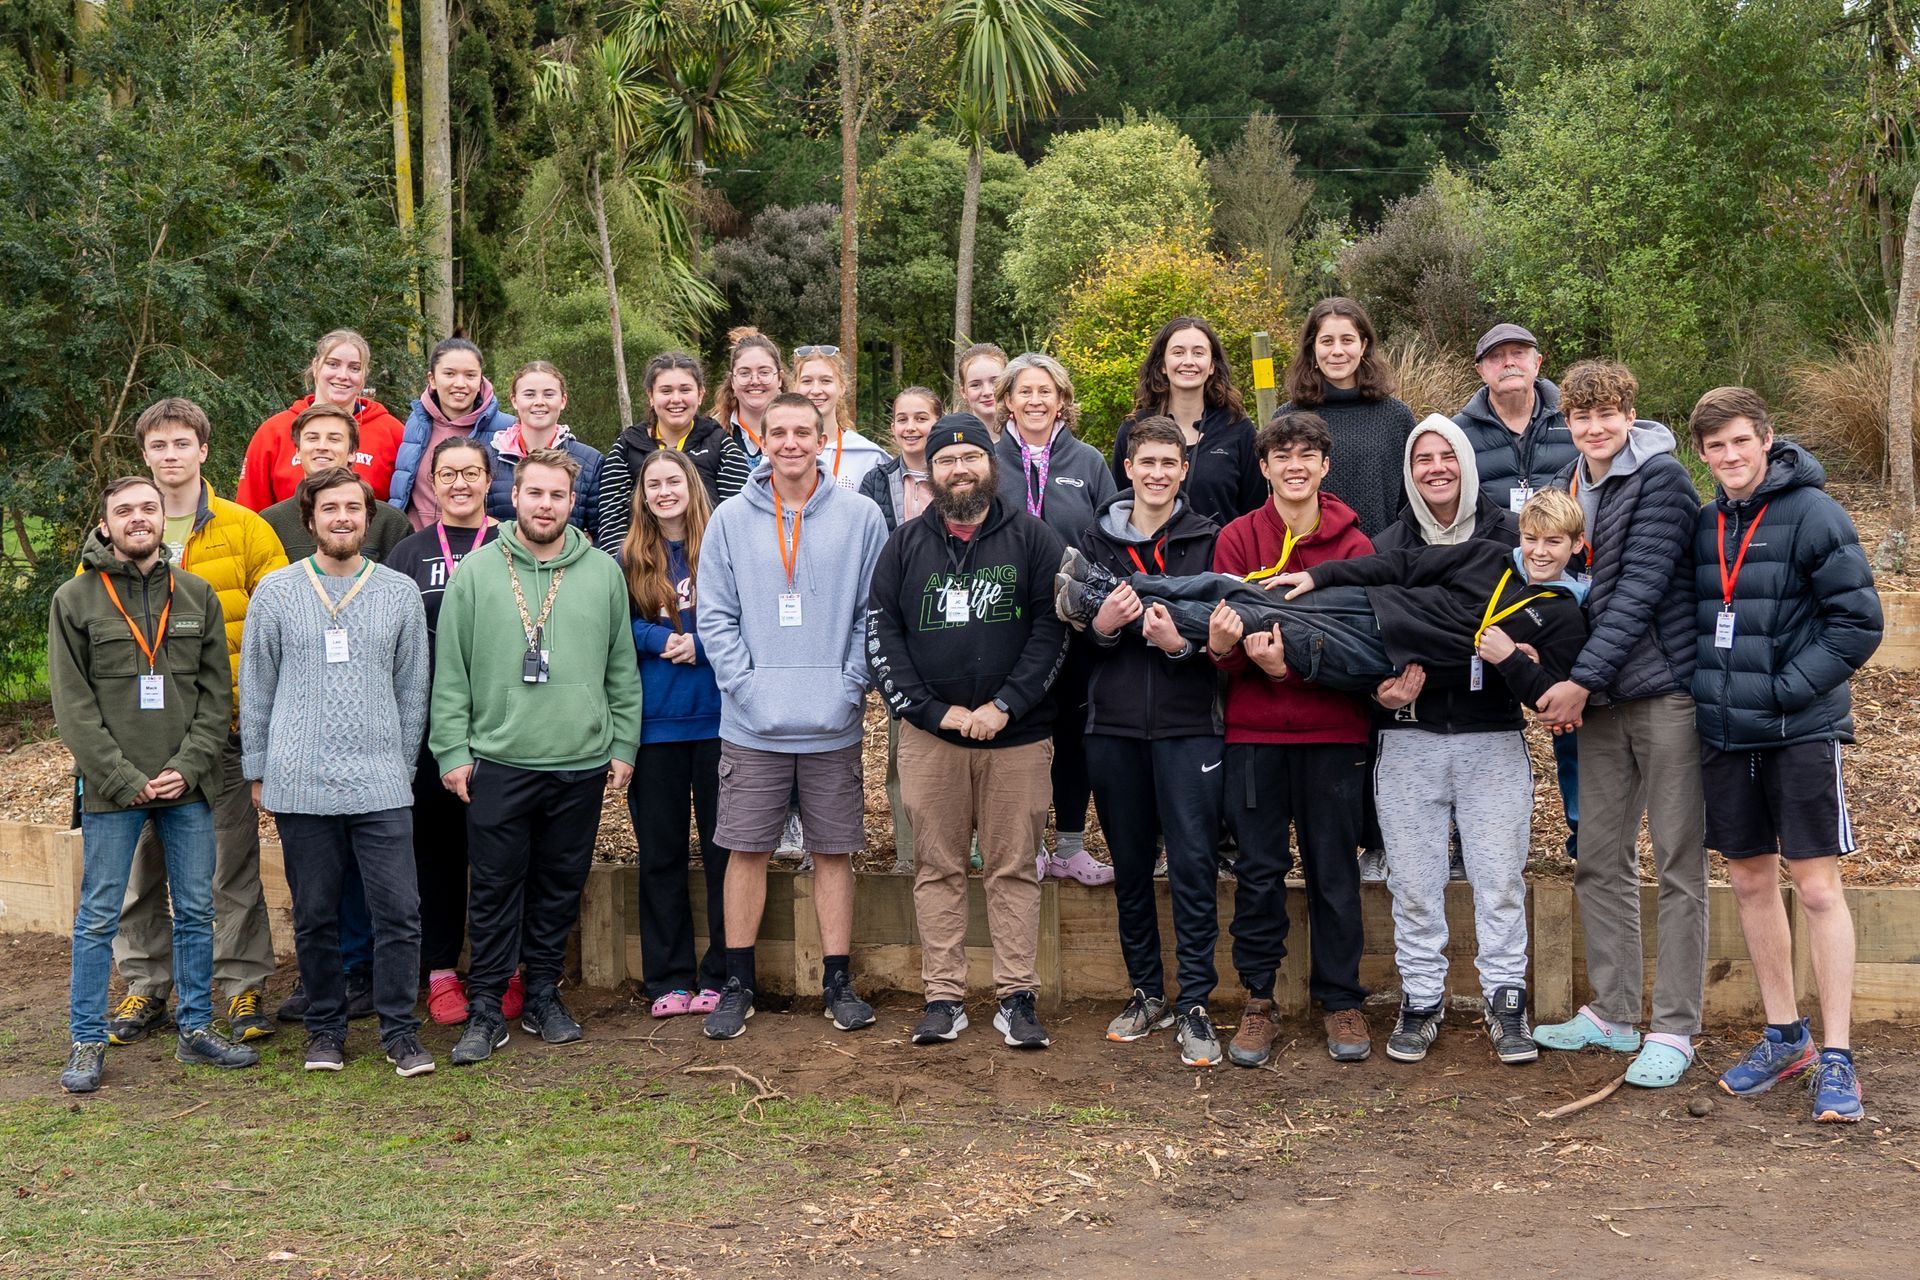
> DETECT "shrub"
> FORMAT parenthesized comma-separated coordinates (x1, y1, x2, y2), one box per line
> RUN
(1051, 238, 1289, 456)
(1338, 165, 1496, 356)
(1784, 322, 1920, 482)
(1381, 335, 1480, 420)
(707, 203, 842, 346)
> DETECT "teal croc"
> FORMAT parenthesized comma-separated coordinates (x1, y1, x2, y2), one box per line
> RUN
(1624, 1040, 1693, 1088)
(1532, 1006, 1642, 1053)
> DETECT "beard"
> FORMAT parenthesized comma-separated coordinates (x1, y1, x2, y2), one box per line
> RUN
(112, 527, 160, 561)
(315, 529, 366, 560)
(517, 511, 565, 545)
(931, 475, 991, 524)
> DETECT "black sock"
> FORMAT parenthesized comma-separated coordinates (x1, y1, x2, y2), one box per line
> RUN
(1823, 1046, 1854, 1064)
(1769, 1021, 1803, 1041)
(725, 947, 757, 993)
(822, 954, 850, 991)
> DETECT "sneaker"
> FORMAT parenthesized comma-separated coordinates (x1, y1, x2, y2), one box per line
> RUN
(344, 967, 376, 1021)
(107, 993, 169, 1045)
(823, 973, 877, 1031)
(1324, 1008, 1372, 1062)
(912, 1000, 969, 1044)
(690, 988, 722, 1014)
(993, 991, 1051, 1049)
(1229, 997, 1279, 1067)
(702, 978, 754, 1040)
(1058, 545, 1122, 594)
(650, 989, 694, 1019)
(275, 982, 310, 1024)
(427, 973, 470, 1026)
(1810, 1050, 1863, 1123)
(1176, 1007, 1223, 1067)
(1483, 986, 1538, 1064)
(523, 993, 584, 1044)
(226, 990, 275, 1042)
(501, 972, 527, 1021)
(304, 1032, 346, 1072)
(60, 1042, 106, 1094)
(1386, 1003, 1444, 1063)
(1358, 848, 1387, 883)
(385, 1032, 436, 1077)
(1105, 989, 1174, 1043)
(1047, 849, 1115, 887)
(451, 1012, 509, 1065)
(1719, 1018, 1816, 1096)
(175, 1025, 260, 1070)
(1053, 573, 1113, 630)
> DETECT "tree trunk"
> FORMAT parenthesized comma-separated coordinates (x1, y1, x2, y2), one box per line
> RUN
(590, 160, 634, 427)
(1881, 178, 1920, 572)
(421, 0, 454, 336)
(828, 0, 860, 417)
(951, 136, 984, 382)
(687, 125, 706, 271)
(385, 0, 420, 336)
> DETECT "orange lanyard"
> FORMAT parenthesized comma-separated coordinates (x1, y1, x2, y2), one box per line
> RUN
(773, 473, 820, 588)
(99, 571, 173, 674)
(1718, 504, 1769, 607)
(734, 415, 762, 454)
(827, 426, 844, 479)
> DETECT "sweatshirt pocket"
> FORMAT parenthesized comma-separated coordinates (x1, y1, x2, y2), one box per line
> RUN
(474, 682, 608, 759)
(737, 664, 860, 738)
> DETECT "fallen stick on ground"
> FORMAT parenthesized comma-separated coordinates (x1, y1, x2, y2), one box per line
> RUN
(1537, 1073, 1627, 1119)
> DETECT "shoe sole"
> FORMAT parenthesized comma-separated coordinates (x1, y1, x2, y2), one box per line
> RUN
(107, 1017, 168, 1046)
(522, 1019, 584, 1044)
(390, 1058, 438, 1078)
(703, 1006, 754, 1040)
(1385, 1042, 1432, 1063)
(233, 1023, 276, 1042)
(913, 1012, 969, 1045)
(1495, 1045, 1540, 1065)
(61, 1078, 101, 1094)
(1814, 1106, 1863, 1124)
(1106, 1013, 1175, 1043)
(1179, 1042, 1222, 1067)
(1718, 1047, 1817, 1097)
(176, 1050, 259, 1070)
(1228, 1046, 1272, 1067)
(305, 1059, 345, 1072)
(824, 1008, 877, 1032)
(451, 1028, 510, 1065)
(1329, 1044, 1372, 1062)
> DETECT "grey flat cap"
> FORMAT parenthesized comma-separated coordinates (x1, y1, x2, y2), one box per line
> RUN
(1474, 323, 1539, 361)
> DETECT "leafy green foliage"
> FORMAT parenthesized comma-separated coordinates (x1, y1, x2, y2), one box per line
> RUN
(1338, 165, 1495, 354)
(709, 203, 844, 346)
(1051, 239, 1290, 453)
(943, 0, 1093, 139)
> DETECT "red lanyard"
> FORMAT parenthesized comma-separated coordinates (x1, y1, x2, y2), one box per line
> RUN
(1717, 504, 1769, 606)
(773, 473, 820, 588)
(99, 571, 173, 674)
(1125, 536, 1166, 575)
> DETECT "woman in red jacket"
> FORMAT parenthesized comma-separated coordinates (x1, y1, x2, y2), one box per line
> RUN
(235, 328, 406, 510)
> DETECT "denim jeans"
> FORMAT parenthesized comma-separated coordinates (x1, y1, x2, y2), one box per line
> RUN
(1126, 574, 1393, 693)
(72, 801, 216, 1044)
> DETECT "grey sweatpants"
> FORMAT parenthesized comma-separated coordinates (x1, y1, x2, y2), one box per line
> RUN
(1374, 729, 1533, 1008)
(1574, 693, 1708, 1035)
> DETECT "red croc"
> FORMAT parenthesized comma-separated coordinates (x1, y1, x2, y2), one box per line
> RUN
(427, 973, 469, 1026)
(501, 972, 526, 1021)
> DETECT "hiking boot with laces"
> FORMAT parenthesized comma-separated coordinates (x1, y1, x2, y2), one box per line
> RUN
(702, 978, 754, 1040)
(107, 993, 168, 1045)
(912, 1001, 968, 1044)
(1358, 847, 1388, 883)
(385, 1032, 436, 1077)
(1810, 1050, 1863, 1123)
(1484, 986, 1538, 1064)
(175, 1025, 259, 1071)
(1053, 575, 1114, 630)
(60, 1042, 107, 1094)
(1386, 1003, 1444, 1063)
(226, 990, 275, 1042)
(823, 973, 876, 1031)
(1719, 1018, 1815, 1096)
(1324, 1008, 1372, 1062)
(994, 991, 1051, 1049)
(1105, 989, 1174, 1043)
(522, 992, 584, 1044)
(1176, 1007, 1223, 1067)
(451, 1012, 509, 1065)
(1228, 997, 1279, 1067)
(304, 1032, 346, 1072)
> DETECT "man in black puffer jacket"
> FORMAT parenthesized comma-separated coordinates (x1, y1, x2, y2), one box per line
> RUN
(1685, 388, 1881, 1123)
(1532, 360, 1706, 1091)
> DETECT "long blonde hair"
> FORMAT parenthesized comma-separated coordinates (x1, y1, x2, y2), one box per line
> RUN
(622, 450, 712, 631)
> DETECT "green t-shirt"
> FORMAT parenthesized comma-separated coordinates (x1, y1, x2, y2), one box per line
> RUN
(164, 514, 194, 566)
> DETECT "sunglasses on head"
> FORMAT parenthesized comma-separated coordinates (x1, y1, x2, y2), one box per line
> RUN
(793, 344, 840, 358)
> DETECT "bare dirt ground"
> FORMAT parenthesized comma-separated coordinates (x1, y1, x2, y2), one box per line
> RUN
(4, 931, 1917, 1279)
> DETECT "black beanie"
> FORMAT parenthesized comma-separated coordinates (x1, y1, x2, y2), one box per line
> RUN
(925, 413, 994, 464)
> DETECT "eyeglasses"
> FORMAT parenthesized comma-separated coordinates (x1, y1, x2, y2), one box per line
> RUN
(434, 466, 488, 484)
(793, 345, 840, 358)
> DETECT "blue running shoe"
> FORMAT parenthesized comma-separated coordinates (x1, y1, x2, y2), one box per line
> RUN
(1810, 1050, 1863, 1124)
(1719, 1019, 1815, 1096)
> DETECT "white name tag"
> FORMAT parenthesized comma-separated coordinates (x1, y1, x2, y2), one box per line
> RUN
(1715, 610, 1736, 649)
(324, 627, 351, 664)
(1469, 654, 1485, 691)
(139, 675, 165, 711)
(1509, 484, 1534, 514)
(944, 587, 970, 623)
(779, 592, 803, 627)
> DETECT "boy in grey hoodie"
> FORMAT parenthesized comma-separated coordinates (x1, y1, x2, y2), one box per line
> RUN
(696, 394, 889, 1040)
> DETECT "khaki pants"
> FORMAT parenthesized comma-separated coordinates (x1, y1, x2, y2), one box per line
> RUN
(885, 716, 914, 868)
(1574, 694, 1708, 1035)
(898, 723, 1050, 1002)
(115, 733, 276, 1001)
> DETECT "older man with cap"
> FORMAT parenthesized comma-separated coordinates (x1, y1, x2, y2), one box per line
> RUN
(866, 413, 1069, 1051)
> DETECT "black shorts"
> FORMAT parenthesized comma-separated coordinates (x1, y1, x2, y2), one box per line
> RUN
(1701, 740, 1855, 860)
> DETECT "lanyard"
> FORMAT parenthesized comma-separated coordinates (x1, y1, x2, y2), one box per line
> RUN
(826, 426, 845, 479)
(1126, 535, 1166, 575)
(733, 414, 762, 455)
(302, 557, 373, 623)
(773, 472, 820, 589)
(98, 570, 173, 674)
(656, 423, 689, 452)
(434, 520, 493, 578)
(1475, 568, 1553, 646)
(1717, 504, 1769, 607)
(1019, 436, 1052, 518)
(1244, 513, 1319, 582)
(501, 540, 566, 647)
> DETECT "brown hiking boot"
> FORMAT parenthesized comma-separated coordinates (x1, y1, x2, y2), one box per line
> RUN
(1228, 997, 1279, 1067)
(1324, 1007, 1372, 1062)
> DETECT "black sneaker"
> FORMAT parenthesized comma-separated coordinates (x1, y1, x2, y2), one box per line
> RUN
(107, 993, 169, 1045)
(305, 1033, 346, 1072)
(823, 973, 876, 1031)
(1484, 985, 1538, 1064)
(1053, 574, 1114, 630)
(276, 982, 310, 1023)
(1386, 1003, 1444, 1063)
(993, 991, 1051, 1049)
(175, 1026, 260, 1071)
(523, 993, 584, 1044)
(60, 1042, 106, 1094)
(344, 967, 376, 1021)
(702, 978, 754, 1040)
(451, 1012, 509, 1065)
(912, 1001, 969, 1044)
(385, 1032, 436, 1077)
(225, 990, 275, 1042)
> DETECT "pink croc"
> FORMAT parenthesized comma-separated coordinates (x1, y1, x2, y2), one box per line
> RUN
(650, 990, 694, 1019)
(1048, 849, 1116, 886)
(427, 973, 469, 1026)
(690, 988, 722, 1014)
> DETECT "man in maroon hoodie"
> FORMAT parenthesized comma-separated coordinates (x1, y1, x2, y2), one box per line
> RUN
(1207, 411, 1376, 1065)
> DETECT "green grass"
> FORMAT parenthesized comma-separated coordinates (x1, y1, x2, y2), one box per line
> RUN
(0, 1044, 906, 1277)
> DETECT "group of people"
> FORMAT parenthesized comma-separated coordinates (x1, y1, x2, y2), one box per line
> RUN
(49, 303, 1882, 1127)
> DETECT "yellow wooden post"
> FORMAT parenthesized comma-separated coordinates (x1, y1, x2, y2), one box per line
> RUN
(1251, 331, 1278, 425)
(387, 0, 422, 345)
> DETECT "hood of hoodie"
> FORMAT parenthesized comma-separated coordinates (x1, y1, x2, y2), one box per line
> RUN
(1726, 438, 1826, 509)
(80, 525, 175, 579)
(1509, 545, 1590, 605)
(739, 459, 841, 519)
(1251, 490, 1364, 557)
(1094, 492, 1214, 547)
(1574, 418, 1676, 536)
(824, 426, 889, 458)
(493, 421, 579, 461)
(1402, 414, 1482, 546)
(494, 520, 596, 570)
(421, 382, 500, 431)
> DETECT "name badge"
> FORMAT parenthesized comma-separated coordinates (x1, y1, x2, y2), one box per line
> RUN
(1469, 654, 1485, 691)
(324, 628, 350, 664)
(779, 592, 803, 627)
(944, 587, 970, 623)
(1715, 610, 1736, 649)
(1509, 484, 1535, 514)
(139, 675, 165, 711)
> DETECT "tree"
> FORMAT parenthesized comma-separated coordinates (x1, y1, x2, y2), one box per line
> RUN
(710, 203, 845, 343)
(1003, 116, 1211, 325)
(940, 0, 1092, 372)
(1885, 178, 1920, 569)
(1338, 164, 1494, 354)
(1208, 112, 1314, 288)
(448, 0, 540, 341)
(421, 0, 454, 335)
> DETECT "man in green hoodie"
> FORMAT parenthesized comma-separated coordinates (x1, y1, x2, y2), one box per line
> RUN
(50, 477, 261, 1093)
(431, 448, 642, 1065)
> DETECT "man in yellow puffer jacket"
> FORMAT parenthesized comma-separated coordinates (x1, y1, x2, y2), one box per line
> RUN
(103, 399, 288, 1045)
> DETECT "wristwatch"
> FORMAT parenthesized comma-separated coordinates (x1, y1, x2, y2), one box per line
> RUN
(992, 697, 1011, 715)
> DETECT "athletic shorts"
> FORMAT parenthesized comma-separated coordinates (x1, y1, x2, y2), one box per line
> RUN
(1701, 740, 1855, 860)
(715, 740, 865, 855)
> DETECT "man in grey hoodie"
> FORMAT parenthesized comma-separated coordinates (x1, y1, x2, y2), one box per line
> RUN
(697, 393, 890, 1040)
(1531, 360, 1705, 1091)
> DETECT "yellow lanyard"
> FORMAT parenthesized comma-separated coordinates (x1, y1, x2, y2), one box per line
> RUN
(1243, 512, 1319, 582)
(1475, 568, 1552, 647)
